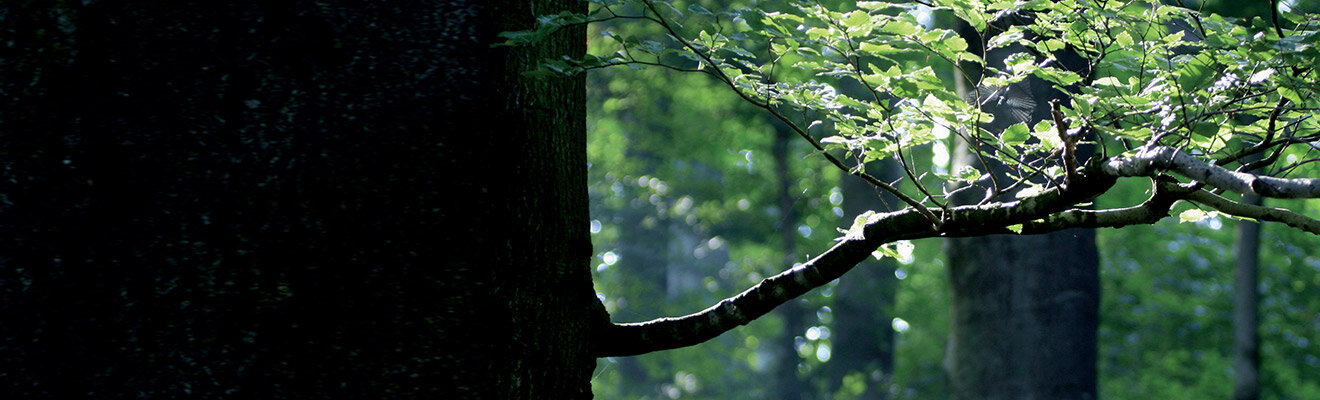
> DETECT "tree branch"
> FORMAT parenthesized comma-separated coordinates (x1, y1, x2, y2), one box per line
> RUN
(1017, 178, 1191, 233)
(1102, 146, 1320, 198)
(593, 145, 1320, 357)
(593, 209, 927, 357)
(1187, 189, 1320, 235)
(594, 171, 1116, 357)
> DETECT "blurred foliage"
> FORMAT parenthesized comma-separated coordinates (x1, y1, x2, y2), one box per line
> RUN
(1092, 2, 1320, 399)
(1096, 182, 1320, 399)
(584, 3, 825, 399)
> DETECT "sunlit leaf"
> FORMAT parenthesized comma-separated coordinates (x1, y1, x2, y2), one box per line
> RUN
(1178, 209, 1210, 223)
(1114, 31, 1134, 48)
(1001, 122, 1031, 146)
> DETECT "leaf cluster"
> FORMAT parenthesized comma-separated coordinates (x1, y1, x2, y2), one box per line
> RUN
(505, 0, 1319, 229)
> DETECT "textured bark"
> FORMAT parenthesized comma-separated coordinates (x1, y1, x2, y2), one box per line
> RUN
(1103, 146, 1320, 198)
(0, 1, 601, 398)
(943, 233, 1099, 400)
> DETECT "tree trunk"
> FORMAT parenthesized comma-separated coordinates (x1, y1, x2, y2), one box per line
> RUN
(943, 232, 1098, 400)
(773, 124, 811, 400)
(0, 1, 602, 398)
(943, 15, 1099, 400)
(1233, 193, 1262, 400)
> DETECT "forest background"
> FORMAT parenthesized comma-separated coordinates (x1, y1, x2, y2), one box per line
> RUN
(581, 0, 1320, 398)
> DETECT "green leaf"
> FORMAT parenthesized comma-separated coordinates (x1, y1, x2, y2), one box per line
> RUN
(1279, 86, 1303, 105)
(1005, 52, 1036, 73)
(843, 10, 870, 30)
(943, 35, 969, 53)
(1091, 76, 1122, 88)
(1175, 53, 1217, 91)
(873, 240, 914, 260)
(956, 165, 982, 182)
(1032, 119, 1053, 136)
(840, 210, 882, 242)
(982, 76, 1010, 87)
(1006, 224, 1024, 234)
(806, 27, 832, 40)
(652, 0, 683, 19)
(857, 1, 890, 10)
(698, 30, 714, 47)
(859, 42, 897, 55)
(881, 19, 919, 36)
(1034, 67, 1082, 86)
(1189, 121, 1218, 138)
(1029, 121, 1064, 151)
(1114, 31, 1134, 48)
(952, 3, 988, 32)
(1116, 127, 1153, 140)
(1034, 38, 1065, 55)
(1178, 209, 1210, 223)
(988, 28, 1024, 50)
(1001, 122, 1031, 146)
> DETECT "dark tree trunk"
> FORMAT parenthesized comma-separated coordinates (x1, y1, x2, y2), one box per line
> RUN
(943, 233, 1098, 400)
(1233, 193, 1262, 400)
(0, 1, 602, 398)
(773, 124, 811, 400)
(943, 14, 1099, 400)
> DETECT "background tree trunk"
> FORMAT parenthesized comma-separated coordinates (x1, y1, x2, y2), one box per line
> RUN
(1233, 193, 1262, 400)
(773, 124, 811, 400)
(943, 16, 1099, 400)
(827, 160, 901, 400)
(0, 1, 602, 398)
(943, 232, 1099, 400)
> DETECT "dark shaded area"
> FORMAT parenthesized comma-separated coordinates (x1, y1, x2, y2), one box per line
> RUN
(1, 1, 599, 398)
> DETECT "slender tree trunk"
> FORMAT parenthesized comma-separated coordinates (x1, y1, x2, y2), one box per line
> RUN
(773, 125, 811, 400)
(0, 1, 602, 398)
(1233, 193, 1262, 400)
(828, 160, 901, 400)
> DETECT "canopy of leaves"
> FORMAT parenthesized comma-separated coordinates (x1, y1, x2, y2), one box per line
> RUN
(506, 0, 1320, 232)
